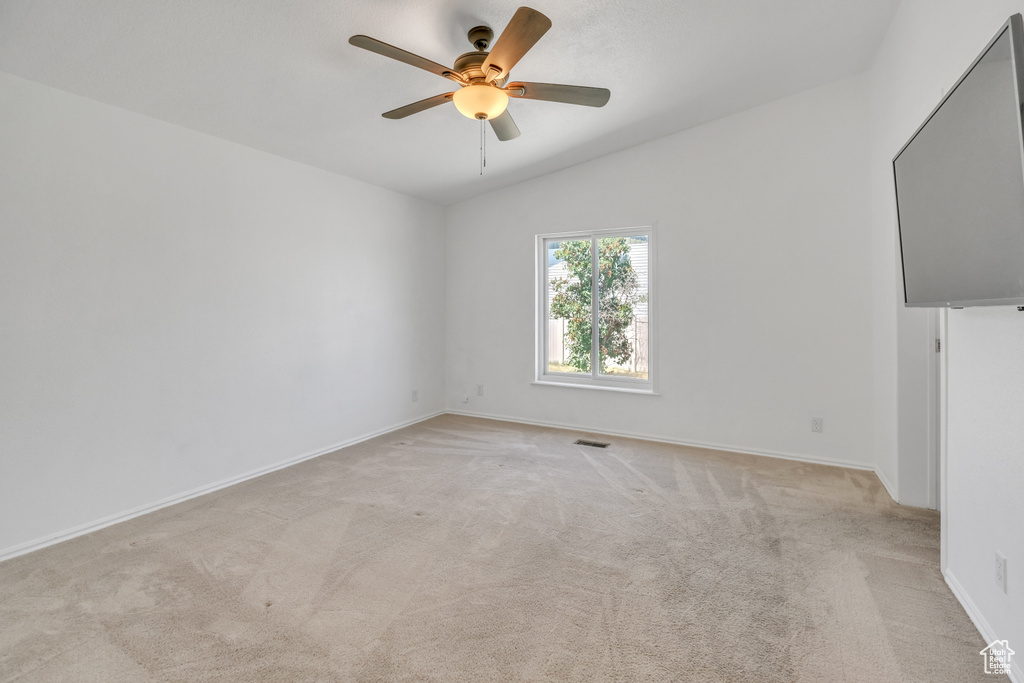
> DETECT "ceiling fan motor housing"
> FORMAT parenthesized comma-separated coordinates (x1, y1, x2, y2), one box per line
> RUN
(454, 52, 488, 81)
(453, 51, 507, 86)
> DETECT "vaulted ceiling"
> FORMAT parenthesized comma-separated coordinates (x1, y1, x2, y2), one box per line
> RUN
(0, 0, 901, 204)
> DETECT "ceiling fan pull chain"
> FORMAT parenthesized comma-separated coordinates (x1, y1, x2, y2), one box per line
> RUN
(479, 117, 485, 175)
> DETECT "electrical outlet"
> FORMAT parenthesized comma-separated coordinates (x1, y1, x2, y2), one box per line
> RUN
(477, 384, 484, 397)
(810, 416, 824, 433)
(996, 551, 1008, 593)
(411, 389, 418, 402)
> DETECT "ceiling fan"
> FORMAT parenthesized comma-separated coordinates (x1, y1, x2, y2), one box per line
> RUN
(349, 6, 611, 141)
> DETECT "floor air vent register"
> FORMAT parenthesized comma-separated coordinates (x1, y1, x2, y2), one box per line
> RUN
(574, 439, 610, 448)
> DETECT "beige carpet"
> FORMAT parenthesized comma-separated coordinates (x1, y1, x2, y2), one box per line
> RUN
(0, 415, 998, 682)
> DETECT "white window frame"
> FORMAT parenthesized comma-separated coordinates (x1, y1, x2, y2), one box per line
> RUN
(535, 226, 657, 394)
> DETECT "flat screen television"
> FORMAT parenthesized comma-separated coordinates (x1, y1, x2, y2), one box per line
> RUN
(894, 14, 1024, 308)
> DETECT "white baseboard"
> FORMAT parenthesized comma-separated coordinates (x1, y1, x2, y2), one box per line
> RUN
(444, 409, 883, 475)
(0, 410, 444, 563)
(944, 569, 1022, 682)
(873, 466, 899, 505)
(0, 408, 907, 565)
(446, 410, 914, 505)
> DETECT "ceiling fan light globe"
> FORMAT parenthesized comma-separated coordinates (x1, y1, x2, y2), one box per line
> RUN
(453, 84, 509, 120)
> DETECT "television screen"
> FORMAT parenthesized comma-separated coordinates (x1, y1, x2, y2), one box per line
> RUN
(894, 14, 1024, 307)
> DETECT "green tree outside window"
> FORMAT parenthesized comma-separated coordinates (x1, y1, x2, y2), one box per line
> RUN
(550, 237, 645, 374)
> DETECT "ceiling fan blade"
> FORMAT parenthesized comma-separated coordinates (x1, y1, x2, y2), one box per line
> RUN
(489, 110, 521, 141)
(482, 7, 552, 82)
(382, 93, 454, 119)
(506, 82, 611, 107)
(349, 35, 460, 82)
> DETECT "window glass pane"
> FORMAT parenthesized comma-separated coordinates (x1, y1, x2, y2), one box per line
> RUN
(597, 235, 648, 380)
(547, 239, 592, 374)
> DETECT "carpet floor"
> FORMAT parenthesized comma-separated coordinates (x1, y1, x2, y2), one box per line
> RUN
(0, 415, 998, 681)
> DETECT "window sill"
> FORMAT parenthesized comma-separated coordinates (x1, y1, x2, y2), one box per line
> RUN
(531, 380, 659, 395)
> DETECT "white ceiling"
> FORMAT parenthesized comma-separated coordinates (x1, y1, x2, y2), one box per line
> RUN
(0, 0, 900, 205)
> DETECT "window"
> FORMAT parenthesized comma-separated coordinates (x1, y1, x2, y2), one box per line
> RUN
(536, 227, 654, 392)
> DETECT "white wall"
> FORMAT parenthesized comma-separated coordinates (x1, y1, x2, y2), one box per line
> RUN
(946, 308, 1024, 666)
(868, 0, 1024, 672)
(868, 0, 950, 511)
(0, 72, 446, 557)
(445, 75, 877, 471)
